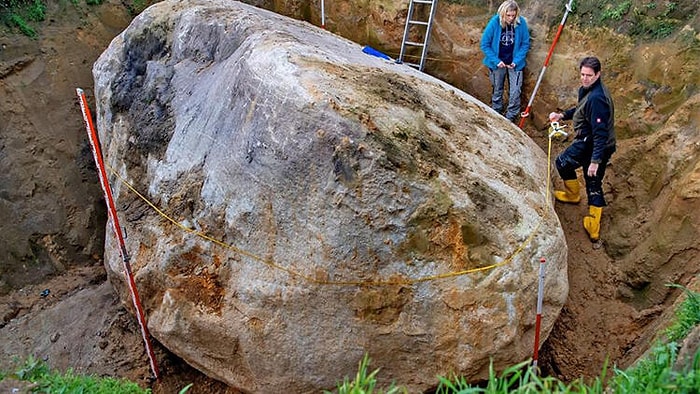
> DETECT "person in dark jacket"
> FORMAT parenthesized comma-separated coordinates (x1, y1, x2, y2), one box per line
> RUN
(480, 0, 530, 122)
(549, 56, 616, 242)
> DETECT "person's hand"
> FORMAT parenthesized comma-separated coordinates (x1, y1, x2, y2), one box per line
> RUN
(497, 61, 506, 68)
(587, 162, 599, 177)
(507, 63, 515, 69)
(549, 112, 563, 122)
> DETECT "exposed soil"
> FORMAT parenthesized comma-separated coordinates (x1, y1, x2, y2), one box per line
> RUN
(1, 0, 698, 393)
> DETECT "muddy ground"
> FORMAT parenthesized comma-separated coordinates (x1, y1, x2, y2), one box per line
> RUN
(1, 0, 698, 393)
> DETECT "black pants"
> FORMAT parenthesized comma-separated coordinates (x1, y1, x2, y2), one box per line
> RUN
(555, 138, 614, 207)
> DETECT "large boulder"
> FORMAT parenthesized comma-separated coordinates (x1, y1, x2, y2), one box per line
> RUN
(93, 0, 568, 391)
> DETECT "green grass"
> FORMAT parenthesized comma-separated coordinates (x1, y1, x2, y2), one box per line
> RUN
(0, 0, 110, 37)
(326, 353, 406, 394)
(601, 0, 632, 21)
(0, 0, 45, 37)
(338, 343, 698, 394)
(1, 355, 151, 393)
(608, 282, 700, 392)
(433, 358, 610, 393)
(570, 0, 691, 40)
(3, 284, 698, 393)
(126, 0, 147, 16)
(665, 283, 700, 341)
(7, 12, 35, 36)
(336, 284, 700, 394)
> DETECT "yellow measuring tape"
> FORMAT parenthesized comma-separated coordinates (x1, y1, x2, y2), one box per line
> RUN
(107, 136, 554, 287)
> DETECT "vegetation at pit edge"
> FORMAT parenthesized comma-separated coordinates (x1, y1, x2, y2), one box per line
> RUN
(568, 0, 698, 41)
(0, 0, 45, 37)
(329, 283, 699, 393)
(1, 287, 697, 394)
(0, 355, 194, 393)
(0, 0, 149, 37)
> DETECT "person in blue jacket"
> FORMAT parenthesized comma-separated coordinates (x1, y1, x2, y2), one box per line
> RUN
(549, 56, 616, 242)
(480, 0, 530, 122)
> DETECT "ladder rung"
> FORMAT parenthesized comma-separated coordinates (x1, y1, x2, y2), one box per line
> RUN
(400, 0, 435, 72)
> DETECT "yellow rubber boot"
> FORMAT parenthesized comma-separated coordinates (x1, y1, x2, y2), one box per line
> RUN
(554, 179, 581, 204)
(583, 206, 603, 241)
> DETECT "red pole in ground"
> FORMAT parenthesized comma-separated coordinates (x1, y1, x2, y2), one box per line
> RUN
(76, 88, 160, 380)
(532, 257, 546, 373)
(518, 0, 575, 129)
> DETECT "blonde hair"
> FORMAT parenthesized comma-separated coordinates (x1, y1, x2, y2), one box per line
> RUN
(498, 0, 521, 28)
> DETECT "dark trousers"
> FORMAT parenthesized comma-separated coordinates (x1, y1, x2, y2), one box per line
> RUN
(555, 139, 614, 207)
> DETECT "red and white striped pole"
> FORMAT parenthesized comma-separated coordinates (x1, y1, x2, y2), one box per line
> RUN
(518, 0, 575, 129)
(532, 257, 546, 373)
(321, 0, 326, 29)
(76, 88, 160, 380)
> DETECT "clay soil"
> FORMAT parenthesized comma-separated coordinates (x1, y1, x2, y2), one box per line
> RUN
(1, 1, 698, 393)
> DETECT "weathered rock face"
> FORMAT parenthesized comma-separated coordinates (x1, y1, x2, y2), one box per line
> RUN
(93, 0, 568, 392)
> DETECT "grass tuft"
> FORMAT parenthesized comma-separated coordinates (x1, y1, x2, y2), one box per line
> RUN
(342, 283, 700, 393)
(665, 283, 700, 341)
(326, 353, 406, 394)
(1, 0, 45, 37)
(1, 355, 151, 393)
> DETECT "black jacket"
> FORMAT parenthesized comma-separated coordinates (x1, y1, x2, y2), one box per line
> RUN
(563, 78, 616, 163)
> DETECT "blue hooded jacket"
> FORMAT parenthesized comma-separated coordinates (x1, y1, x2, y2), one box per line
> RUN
(480, 14, 530, 71)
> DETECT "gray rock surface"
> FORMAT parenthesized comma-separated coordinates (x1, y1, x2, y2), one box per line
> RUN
(93, 0, 568, 391)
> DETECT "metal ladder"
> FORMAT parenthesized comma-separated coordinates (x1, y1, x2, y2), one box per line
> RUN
(398, 0, 438, 71)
